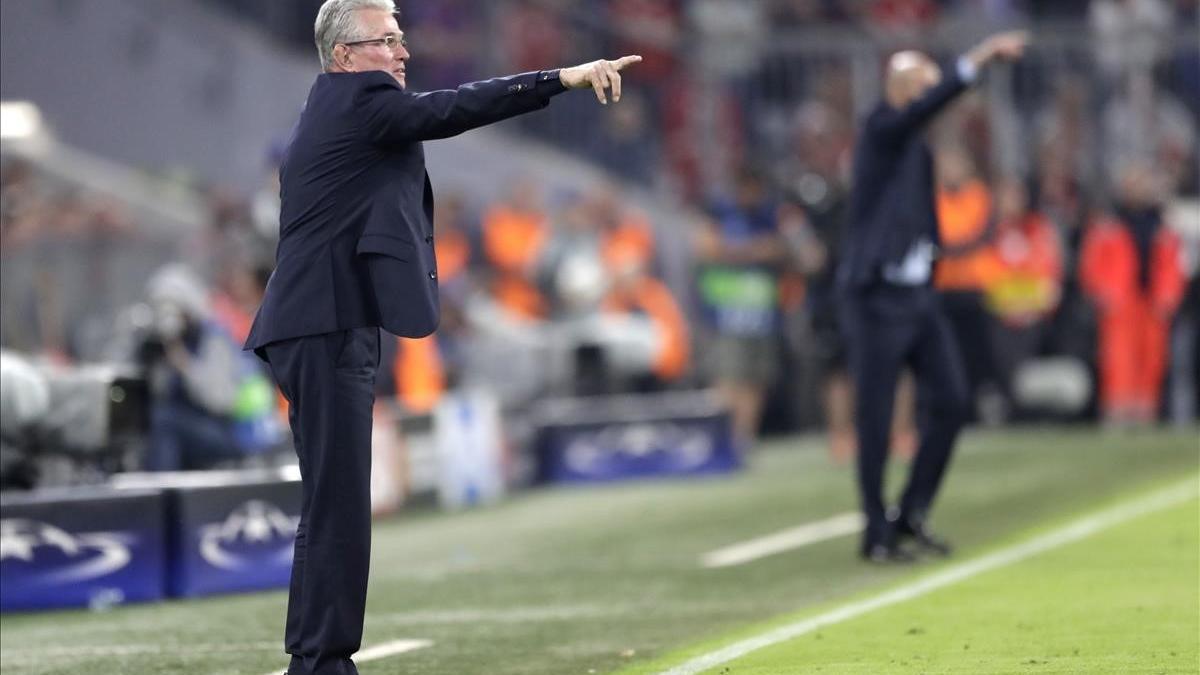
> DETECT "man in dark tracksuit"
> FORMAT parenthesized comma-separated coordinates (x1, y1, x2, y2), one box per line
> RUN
(244, 1, 642, 672)
(837, 32, 1028, 562)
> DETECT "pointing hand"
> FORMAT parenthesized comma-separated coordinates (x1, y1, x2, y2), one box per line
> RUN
(560, 55, 643, 105)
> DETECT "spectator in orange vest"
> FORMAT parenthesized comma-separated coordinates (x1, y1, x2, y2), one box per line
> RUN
(482, 179, 550, 320)
(602, 261, 691, 386)
(935, 147, 995, 291)
(436, 205, 472, 285)
(600, 203, 656, 275)
(394, 336, 445, 414)
(1079, 163, 1187, 426)
(934, 146, 1001, 421)
(431, 192, 476, 331)
(926, 147, 993, 285)
(391, 192, 477, 413)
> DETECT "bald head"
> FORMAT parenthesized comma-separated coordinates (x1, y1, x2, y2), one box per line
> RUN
(885, 51, 942, 109)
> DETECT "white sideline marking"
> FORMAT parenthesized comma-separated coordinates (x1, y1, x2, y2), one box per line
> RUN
(256, 638, 432, 675)
(353, 638, 433, 662)
(700, 512, 864, 568)
(662, 478, 1199, 675)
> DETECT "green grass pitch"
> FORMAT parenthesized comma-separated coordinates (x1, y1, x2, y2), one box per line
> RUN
(1, 427, 1197, 675)
(672, 498, 1198, 674)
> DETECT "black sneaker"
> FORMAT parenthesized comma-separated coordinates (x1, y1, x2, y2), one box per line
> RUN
(894, 517, 953, 557)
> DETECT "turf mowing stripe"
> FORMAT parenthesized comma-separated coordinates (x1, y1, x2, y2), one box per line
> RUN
(371, 604, 618, 625)
(0, 642, 279, 661)
(255, 639, 432, 675)
(661, 477, 1199, 675)
(700, 512, 864, 568)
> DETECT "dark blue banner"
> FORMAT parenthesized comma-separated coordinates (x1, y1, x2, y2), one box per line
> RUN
(533, 392, 740, 483)
(168, 478, 301, 598)
(0, 488, 167, 612)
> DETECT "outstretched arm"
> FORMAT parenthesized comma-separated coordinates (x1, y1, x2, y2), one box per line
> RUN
(362, 55, 644, 145)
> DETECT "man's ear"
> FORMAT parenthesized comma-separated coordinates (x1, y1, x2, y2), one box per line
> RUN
(333, 44, 352, 70)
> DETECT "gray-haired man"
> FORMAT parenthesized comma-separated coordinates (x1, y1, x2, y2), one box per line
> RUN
(244, 1, 641, 673)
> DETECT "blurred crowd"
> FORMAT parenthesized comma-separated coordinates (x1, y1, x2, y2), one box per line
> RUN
(197, 1, 1199, 199)
(0, 155, 698, 480)
(2, 0, 1199, 485)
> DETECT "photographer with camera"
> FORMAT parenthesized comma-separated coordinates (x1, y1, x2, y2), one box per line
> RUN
(139, 264, 280, 471)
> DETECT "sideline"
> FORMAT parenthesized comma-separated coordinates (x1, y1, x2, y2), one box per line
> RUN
(661, 477, 1199, 675)
(700, 512, 864, 568)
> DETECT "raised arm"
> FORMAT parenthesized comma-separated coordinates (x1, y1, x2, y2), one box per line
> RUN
(870, 31, 1029, 142)
(869, 70, 970, 142)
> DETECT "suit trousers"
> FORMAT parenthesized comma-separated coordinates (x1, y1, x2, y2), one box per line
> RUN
(263, 327, 380, 675)
(839, 284, 969, 545)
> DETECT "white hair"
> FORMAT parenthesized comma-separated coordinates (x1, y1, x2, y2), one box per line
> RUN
(314, 0, 396, 71)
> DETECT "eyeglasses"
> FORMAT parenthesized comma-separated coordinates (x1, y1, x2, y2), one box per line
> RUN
(342, 33, 407, 50)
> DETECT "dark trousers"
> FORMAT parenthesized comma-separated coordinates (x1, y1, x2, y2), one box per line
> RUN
(840, 285, 969, 546)
(940, 290, 997, 417)
(263, 328, 380, 675)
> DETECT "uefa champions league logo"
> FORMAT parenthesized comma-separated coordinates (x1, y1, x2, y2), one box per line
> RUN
(0, 518, 135, 583)
(563, 422, 715, 474)
(197, 500, 298, 571)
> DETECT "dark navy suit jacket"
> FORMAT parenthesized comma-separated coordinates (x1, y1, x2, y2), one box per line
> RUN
(837, 66, 968, 290)
(245, 69, 566, 353)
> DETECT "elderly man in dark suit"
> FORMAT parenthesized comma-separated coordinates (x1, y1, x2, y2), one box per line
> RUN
(837, 31, 1028, 563)
(244, 1, 641, 672)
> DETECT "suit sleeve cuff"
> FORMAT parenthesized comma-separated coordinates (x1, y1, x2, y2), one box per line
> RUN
(536, 69, 568, 97)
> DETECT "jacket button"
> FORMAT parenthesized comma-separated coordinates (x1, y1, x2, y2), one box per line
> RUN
(425, 235, 433, 244)
(428, 271, 437, 280)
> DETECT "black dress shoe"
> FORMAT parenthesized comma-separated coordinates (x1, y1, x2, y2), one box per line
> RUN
(894, 518, 953, 557)
(859, 540, 917, 563)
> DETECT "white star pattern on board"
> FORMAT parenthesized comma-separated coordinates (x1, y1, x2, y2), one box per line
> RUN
(0, 520, 36, 561)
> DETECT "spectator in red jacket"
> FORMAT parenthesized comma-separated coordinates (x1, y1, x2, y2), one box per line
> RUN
(1079, 163, 1187, 426)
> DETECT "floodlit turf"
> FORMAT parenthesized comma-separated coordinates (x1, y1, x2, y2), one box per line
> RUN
(737, 498, 1199, 674)
(0, 428, 1197, 675)
(626, 489, 1199, 675)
